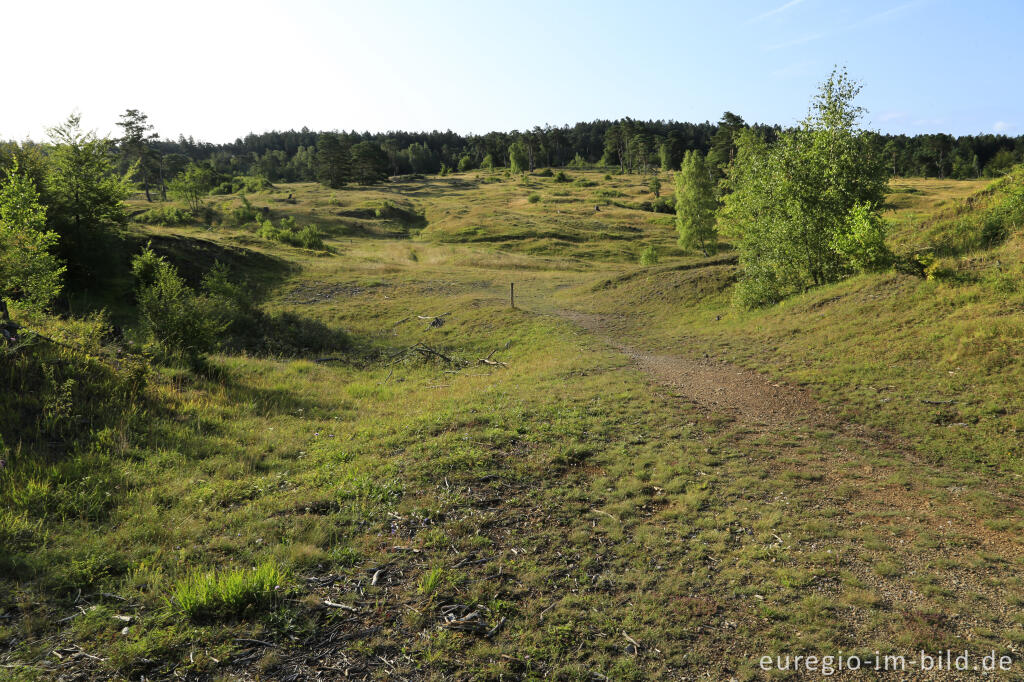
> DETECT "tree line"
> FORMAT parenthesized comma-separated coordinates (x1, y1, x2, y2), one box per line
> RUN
(96, 117, 1024, 189)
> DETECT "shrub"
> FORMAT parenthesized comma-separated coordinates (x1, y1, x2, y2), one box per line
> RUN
(132, 246, 228, 362)
(0, 162, 64, 311)
(567, 153, 587, 168)
(831, 202, 892, 272)
(554, 170, 571, 183)
(172, 561, 286, 622)
(527, 193, 541, 204)
(133, 206, 193, 226)
(535, 168, 553, 177)
(653, 196, 675, 214)
(640, 245, 659, 265)
(228, 195, 261, 226)
(257, 219, 326, 250)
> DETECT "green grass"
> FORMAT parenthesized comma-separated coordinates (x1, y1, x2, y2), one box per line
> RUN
(171, 561, 286, 622)
(1, 168, 1022, 679)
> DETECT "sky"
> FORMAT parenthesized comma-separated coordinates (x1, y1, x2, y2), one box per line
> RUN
(3, 0, 1022, 143)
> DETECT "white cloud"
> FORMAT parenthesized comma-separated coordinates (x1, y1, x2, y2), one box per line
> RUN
(766, 32, 825, 50)
(751, 0, 808, 23)
(993, 121, 1013, 133)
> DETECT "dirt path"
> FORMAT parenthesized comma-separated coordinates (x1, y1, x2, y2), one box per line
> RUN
(556, 309, 826, 427)
(552, 307, 1024, 561)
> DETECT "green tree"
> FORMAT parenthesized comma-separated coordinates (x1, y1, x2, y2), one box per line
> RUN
(350, 141, 388, 184)
(316, 134, 351, 188)
(116, 109, 160, 202)
(707, 112, 746, 181)
(721, 69, 889, 307)
(45, 114, 131, 282)
(508, 141, 529, 175)
(481, 153, 496, 170)
(457, 154, 474, 172)
(674, 150, 718, 256)
(0, 162, 64, 310)
(648, 175, 662, 198)
(168, 163, 214, 213)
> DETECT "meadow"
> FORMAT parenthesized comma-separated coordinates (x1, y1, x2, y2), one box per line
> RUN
(1, 168, 1022, 680)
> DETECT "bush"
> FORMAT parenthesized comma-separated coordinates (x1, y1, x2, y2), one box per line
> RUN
(133, 206, 193, 226)
(228, 195, 261, 226)
(535, 168, 553, 177)
(257, 219, 326, 250)
(832, 202, 892, 272)
(639, 245, 659, 265)
(554, 170, 571, 183)
(575, 179, 598, 188)
(209, 181, 234, 195)
(132, 246, 228, 363)
(527, 193, 541, 204)
(653, 196, 675, 214)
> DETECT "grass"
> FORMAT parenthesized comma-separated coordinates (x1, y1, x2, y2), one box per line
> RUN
(171, 561, 286, 622)
(0, 168, 1021, 679)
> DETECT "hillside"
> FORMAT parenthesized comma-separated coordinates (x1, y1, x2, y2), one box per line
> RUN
(1, 168, 1022, 680)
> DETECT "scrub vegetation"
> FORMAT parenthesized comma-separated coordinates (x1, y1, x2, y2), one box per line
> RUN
(1, 75, 1022, 680)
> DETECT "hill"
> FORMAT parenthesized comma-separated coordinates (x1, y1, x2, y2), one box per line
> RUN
(1, 168, 1022, 679)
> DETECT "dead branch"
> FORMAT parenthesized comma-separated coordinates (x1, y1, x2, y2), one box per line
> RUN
(393, 311, 451, 329)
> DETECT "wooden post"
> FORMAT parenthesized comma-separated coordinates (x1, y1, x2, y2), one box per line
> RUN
(510, 282, 515, 309)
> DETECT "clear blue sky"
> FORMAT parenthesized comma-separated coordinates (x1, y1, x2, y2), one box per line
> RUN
(4, 0, 1022, 142)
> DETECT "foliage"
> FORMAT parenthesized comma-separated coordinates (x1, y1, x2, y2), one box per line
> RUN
(457, 155, 474, 172)
(229, 194, 262, 226)
(131, 246, 229, 362)
(116, 109, 161, 201)
(554, 170, 571, 182)
(133, 206, 193, 226)
(45, 114, 131, 283)
(316, 134, 351, 188)
(0, 162, 64, 310)
(674, 150, 718, 256)
(831, 202, 892, 271)
(168, 164, 214, 213)
(648, 175, 661, 198)
(257, 218, 326, 250)
(481, 153, 495, 170)
(350, 141, 389, 184)
(639, 244, 659, 265)
(527, 193, 541, 204)
(721, 69, 889, 307)
(509, 142, 529, 175)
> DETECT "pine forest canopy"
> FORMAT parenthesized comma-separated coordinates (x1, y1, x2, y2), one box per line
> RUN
(5, 116, 1024, 189)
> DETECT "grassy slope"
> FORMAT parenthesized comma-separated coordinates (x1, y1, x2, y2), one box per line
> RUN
(1, 169, 1022, 680)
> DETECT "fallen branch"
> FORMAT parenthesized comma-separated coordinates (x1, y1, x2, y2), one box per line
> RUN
(478, 348, 508, 367)
(393, 311, 451, 329)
